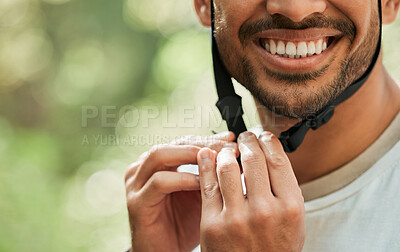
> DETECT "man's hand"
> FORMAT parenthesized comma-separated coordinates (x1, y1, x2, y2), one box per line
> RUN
(197, 131, 305, 252)
(125, 132, 237, 252)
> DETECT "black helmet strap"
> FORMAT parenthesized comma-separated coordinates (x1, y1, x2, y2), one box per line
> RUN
(211, 0, 383, 152)
(211, 3, 247, 139)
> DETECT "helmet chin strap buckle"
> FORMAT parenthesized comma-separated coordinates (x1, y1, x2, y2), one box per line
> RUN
(279, 106, 335, 153)
(308, 106, 335, 130)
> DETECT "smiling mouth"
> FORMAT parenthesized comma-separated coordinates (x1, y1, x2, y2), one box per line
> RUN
(258, 36, 337, 59)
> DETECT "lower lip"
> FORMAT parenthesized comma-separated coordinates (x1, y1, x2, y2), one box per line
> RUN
(253, 38, 340, 72)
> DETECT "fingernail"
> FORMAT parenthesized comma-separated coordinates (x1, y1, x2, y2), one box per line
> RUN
(221, 147, 236, 153)
(260, 131, 273, 141)
(223, 142, 237, 149)
(238, 131, 253, 141)
(199, 149, 212, 160)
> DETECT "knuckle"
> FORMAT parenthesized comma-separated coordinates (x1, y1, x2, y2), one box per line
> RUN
(226, 214, 247, 234)
(148, 173, 163, 191)
(147, 144, 166, 158)
(250, 203, 274, 225)
(137, 151, 149, 162)
(209, 140, 225, 151)
(126, 191, 139, 211)
(253, 208, 273, 222)
(124, 175, 134, 187)
(217, 161, 234, 176)
(125, 162, 139, 182)
(202, 182, 220, 198)
(283, 200, 304, 219)
(186, 145, 201, 154)
(241, 151, 263, 166)
(222, 142, 238, 153)
(268, 153, 290, 169)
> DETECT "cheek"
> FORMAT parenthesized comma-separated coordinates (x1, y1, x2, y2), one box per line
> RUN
(328, 0, 374, 51)
(214, 2, 256, 72)
(217, 0, 265, 38)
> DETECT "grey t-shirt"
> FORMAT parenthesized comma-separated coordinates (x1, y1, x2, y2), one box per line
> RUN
(301, 112, 400, 251)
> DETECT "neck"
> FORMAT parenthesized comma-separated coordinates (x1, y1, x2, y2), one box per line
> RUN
(256, 56, 400, 185)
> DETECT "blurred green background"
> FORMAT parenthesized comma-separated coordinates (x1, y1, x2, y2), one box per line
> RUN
(0, 0, 399, 251)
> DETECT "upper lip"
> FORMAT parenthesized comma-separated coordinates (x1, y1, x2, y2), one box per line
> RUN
(252, 28, 343, 42)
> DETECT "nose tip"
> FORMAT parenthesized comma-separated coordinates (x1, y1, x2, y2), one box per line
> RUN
(266, 0, 326, 23)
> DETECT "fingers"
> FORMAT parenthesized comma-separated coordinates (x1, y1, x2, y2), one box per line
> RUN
(173, 131, 236, 143)
(238, 132, 272, 200)
(258, 132, 301, 199)
(197, 148, 222, 216)
(138, 171, 200, 206)
(125, 161, 140, 184)
(125, 151, 149, 182)
(209, 131, 236, 142)
(216, 148, 244, 209)
(130, 132, 237, 192)
(133, 145, 201, 190)
(172, 131, 238, 155)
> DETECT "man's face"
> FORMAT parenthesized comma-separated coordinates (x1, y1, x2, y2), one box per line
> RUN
(213, 0, 380, 119)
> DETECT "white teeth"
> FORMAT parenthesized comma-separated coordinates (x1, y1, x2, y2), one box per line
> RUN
(286, 42, 297, 56)
(315, 39, 323, 54)
(262, 38, 330, 58)
(265, 42, 270, 52)
(297, 42, 308, 57)
(270, 40, 277, 54)
(277, 41, 286, 54)
(308, 42, 316, 56)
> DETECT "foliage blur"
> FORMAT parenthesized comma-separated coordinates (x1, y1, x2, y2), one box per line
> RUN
(0, 0, 399, 251)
